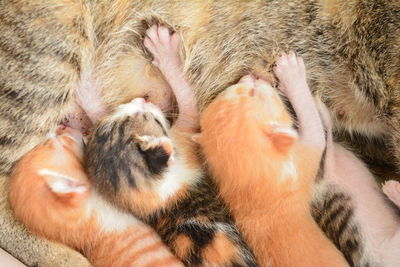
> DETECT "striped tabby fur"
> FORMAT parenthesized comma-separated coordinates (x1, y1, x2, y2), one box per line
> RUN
(1, 1, 399, 265)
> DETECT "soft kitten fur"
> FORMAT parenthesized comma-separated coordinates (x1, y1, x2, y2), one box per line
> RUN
(8, 126, 183, 267)
(1, 1, 400, 265)
(198, 53, 348, 267)
(311, 104, 400, 267)
(84, 98, 257, 267)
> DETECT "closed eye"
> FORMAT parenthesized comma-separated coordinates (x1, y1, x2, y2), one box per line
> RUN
(154, 118, 168, 136)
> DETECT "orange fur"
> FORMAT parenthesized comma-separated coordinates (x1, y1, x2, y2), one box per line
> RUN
(173, 234, 194, 259)
(202, 232, 242, 266)
(199, 81, 348, 267)
(117, 184, 190, 218)
(8, 127, 183, 267)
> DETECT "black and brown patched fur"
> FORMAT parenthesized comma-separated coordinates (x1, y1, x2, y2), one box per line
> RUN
(84, 105, 258, 267)
(2, 0, 400, 265)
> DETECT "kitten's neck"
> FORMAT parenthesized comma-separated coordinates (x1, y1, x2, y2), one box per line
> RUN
(85, 190, 140, 232)
(154, 128, 203, 206)
(156, 154, 203, 206)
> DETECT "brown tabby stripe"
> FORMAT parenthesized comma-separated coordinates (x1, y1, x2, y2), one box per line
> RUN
(311, 184, 366, 267)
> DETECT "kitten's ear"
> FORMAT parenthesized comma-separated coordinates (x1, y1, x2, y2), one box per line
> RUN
(262, 124, 297, 153)
(136, 135, 174, 173)
(39, 169, 88, 197)
(136, 135, 173, 155)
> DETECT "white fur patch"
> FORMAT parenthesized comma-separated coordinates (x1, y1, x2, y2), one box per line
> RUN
(112, 100, 169, 130)
(280, 156, 297, 182)
(111, 101, 146, 120)
(86, 190, 140, 232)
(257, 79, 274, 96)
(46, 131, 57, 139)
(155, 157, 202, 202)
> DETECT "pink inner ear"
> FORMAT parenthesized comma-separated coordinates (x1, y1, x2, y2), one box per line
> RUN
(263, 124, 297, 153)
(39, 169, 87, 196)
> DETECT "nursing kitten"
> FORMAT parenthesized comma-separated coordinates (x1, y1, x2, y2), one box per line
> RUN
(2, 1, 400, 265)
(84, 26, 258, 267)
(8, 126, 183, 267)
(311, 104, 400, 267)
(85, 98, 257, 267)
(197, 53, 348, 267)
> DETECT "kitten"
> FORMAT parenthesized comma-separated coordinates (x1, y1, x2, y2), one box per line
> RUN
(311, 103, 400, 267)
(8, 126, 183, 267)
(197, 53, 349, 267)
(85, 25, 258, 267)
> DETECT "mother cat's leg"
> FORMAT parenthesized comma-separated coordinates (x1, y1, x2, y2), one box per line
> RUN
(0, 1, 94, 266)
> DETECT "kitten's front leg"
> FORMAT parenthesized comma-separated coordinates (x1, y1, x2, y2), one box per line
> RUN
(273, 52, 325, 151)
(144, 25, 199, 132)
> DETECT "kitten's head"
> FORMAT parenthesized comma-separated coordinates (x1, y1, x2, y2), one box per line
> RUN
(200, 75, 297, 156)
(85, 98, 175, 210)
(8, 127, 91, 246)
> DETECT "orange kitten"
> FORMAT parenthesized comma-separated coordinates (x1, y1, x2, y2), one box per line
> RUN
(8, 126, 183, 267)
(198, 53, 348, 266)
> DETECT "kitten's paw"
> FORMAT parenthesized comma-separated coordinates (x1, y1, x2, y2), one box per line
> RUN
(144, 25, 182, 74)
(273, 51, 307, 95)
(382, 180, 400, 208)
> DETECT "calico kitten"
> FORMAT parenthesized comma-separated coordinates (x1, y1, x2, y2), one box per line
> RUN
(197, 53, 348, 267)
(84, 97, 257, 267)
(2, 2, 399, 265)
(8, 126, 183, 267)
(84, 25, 257, 267)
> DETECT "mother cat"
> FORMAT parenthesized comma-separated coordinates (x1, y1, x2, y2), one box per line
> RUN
(1, 0, 399, 266)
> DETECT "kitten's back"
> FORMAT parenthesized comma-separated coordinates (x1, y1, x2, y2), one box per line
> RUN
(199, 78, 348, 267)
(8, 127, 183, 267)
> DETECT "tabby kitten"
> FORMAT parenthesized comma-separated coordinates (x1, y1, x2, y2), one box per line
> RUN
(8, 126, 183, 267)
(84, 97, 257, 267)
(311, 104, 400, 267)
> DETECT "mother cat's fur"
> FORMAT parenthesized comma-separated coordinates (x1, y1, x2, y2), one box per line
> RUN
(1, 0, 399, 265)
